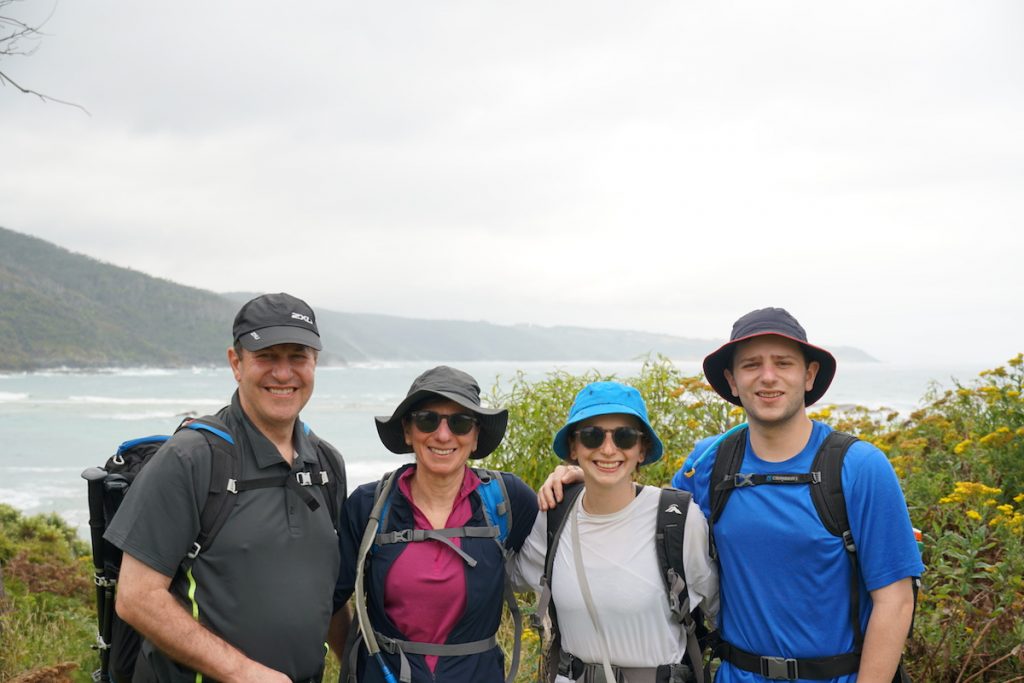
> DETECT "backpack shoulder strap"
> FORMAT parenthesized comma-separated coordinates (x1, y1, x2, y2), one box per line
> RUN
(657, 487, 708, 683)
(810, 430, 866, 656)
(545, 482, 584, 584)
(809, 430, 858, 539)
(709, 427, 748, 524)
(305, 424, 346, 532)
(175, 415, 240, 560)
(655, 487, 692, 618)
(370, 469, 399, 550)
(472, 468, 523, 683)
(533, 482, 584, 634)
(472, 468, 512, 545)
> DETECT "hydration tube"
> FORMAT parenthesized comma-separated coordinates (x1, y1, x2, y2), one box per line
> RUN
(682, 422, 748, 477)
(354, 484, 399, 683)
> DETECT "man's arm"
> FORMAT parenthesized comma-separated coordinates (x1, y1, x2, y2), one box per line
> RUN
(856, 577, 915, 683)
(327, 603, 351, 660)
(116, 553, 289, 683)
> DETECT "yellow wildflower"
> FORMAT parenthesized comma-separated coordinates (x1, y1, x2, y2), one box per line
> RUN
(1007, 390, 1020, 398)
(997, 504, 1014, 515)
(1007, 353, 1022, 367)
(984, 499, 998, 507)
(729, 406, 745, 418)
(966, 510, 982, 521)
(953, 440, 972, 455)
(953, 482, 1002, 497)
(1015, 493, 1024, 503)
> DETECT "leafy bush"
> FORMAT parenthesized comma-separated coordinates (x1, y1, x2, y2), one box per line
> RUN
(0, 504, 95, 682)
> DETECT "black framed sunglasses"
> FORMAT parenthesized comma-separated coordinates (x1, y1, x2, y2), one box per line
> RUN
(574, 425, 645, 450)
(408, 410, 479, 436)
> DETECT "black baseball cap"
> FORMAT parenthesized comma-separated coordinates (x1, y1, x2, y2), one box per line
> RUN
(702, 307, 836, 407)
(232, 293, 322, 351)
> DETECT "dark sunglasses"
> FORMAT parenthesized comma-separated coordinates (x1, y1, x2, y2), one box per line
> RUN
(574, 425, 645, 450)
(408, 410, 479, 436)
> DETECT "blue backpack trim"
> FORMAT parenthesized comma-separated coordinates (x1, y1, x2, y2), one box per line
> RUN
(184, 421, 235, 445)
(116, 435, 170, 455)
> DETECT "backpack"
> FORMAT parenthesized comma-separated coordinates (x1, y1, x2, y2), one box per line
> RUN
(533, 483, 709, 683)
(344, 466, 521, 683)
(706, 426, 916, 683)
(81, 415, 344, 683)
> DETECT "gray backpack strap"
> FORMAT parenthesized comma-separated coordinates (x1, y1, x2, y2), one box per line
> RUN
(374, 632, 499, 683)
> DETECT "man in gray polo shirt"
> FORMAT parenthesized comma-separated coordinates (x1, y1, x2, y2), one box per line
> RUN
(106, 292, 349, 683)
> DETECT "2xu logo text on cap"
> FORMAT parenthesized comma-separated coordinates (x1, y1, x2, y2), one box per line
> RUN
(291, 312, 313, 325)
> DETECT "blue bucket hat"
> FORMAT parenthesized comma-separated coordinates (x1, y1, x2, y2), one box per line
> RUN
(552, 381, 664, 465)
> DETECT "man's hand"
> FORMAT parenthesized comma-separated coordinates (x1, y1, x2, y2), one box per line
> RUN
(537, 464, 583, 511)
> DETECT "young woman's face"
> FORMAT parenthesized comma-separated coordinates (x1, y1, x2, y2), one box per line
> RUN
(569, 413, 646, 488)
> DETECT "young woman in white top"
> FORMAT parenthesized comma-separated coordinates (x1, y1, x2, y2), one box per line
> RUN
(513, 381, 719, 683)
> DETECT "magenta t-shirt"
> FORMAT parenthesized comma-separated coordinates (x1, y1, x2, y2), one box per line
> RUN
(384, 467, 480, 672)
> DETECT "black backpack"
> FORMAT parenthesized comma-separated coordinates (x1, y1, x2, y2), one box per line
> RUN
(533, 483, 710, 683)
(81, 415, 344, 683)
(707, 427, 915, 682)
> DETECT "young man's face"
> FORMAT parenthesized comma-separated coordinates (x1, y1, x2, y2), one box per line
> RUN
(228, 343, 317, 437)
(724, 335, 819, 430)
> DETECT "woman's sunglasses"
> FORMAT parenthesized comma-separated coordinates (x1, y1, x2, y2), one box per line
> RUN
(408, 410, 479, 436)
(573, 425, 645, 450)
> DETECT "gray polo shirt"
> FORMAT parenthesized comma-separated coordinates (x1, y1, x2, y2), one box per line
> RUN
(105, 392, 344, 682)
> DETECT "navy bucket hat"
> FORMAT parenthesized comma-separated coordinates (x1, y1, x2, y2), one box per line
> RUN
(552, 381, 664, 465)
(702, 307, 837, 407)
(375, 366, 508, 459)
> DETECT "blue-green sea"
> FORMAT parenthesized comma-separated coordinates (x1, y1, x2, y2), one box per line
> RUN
(0, 359, 989, 536)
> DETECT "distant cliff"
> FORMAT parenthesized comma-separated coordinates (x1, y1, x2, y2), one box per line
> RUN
(0, 227, 876, 371)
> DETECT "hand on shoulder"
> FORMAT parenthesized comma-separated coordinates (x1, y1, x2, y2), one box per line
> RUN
(537, 464, 584, 511)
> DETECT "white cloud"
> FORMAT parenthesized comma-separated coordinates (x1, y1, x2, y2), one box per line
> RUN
(1, 0, 1022, 365)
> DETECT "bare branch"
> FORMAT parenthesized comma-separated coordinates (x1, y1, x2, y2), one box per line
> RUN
(0, 0, 88, 114)
(0, 67, 89, 114)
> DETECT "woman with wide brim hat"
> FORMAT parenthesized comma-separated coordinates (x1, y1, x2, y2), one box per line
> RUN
(329, 366, 538, 683)
(511, 381, 718, 683)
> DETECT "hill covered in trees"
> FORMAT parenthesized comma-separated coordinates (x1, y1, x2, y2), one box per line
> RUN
(1, 227, 875, 371)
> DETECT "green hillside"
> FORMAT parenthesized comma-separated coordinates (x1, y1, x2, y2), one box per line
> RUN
(1, 228, 876, 370)
(0, 227, 236, 370)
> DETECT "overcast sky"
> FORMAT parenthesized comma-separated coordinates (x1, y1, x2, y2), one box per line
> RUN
(2, 1, 1022, 364)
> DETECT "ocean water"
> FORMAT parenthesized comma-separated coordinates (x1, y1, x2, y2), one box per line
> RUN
(0, 359, 991, 536)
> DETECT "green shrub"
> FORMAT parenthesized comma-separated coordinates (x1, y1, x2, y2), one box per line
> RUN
(0, 504, 96, 682)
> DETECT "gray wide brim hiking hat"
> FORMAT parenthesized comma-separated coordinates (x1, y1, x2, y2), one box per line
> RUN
(702, 307, 837, 407)
(552, 381, 664, 465)
(375, 365, 509, 459)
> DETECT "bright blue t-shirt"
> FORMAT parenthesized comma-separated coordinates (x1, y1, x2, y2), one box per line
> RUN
(673, 421, 924, 683)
